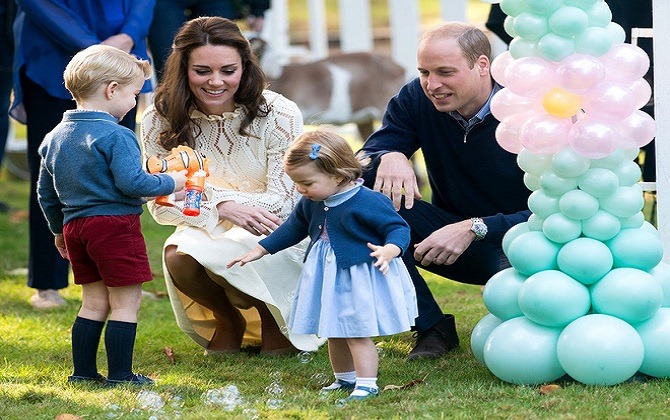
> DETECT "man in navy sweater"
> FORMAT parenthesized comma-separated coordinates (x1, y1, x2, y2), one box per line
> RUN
(358, 22, 530, 359)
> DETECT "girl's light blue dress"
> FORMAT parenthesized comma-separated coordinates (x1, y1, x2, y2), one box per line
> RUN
(288, 182, 418, 338)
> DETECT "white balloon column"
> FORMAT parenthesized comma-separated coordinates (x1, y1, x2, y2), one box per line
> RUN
(470, 0, 670, 386)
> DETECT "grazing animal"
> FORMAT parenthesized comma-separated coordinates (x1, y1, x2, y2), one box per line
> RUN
(250, 38, 407, 140)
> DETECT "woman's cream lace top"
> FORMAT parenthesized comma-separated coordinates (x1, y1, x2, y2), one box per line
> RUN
(140, 90, 303, 233)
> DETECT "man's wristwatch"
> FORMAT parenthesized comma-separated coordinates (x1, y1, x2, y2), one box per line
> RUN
(470, 217, 487, 241)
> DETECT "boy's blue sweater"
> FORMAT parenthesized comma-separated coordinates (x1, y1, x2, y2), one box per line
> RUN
(37, 110, 175, 234)
(260, 186, 410, 269)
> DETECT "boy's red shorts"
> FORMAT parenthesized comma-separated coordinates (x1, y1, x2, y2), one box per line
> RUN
(63, 214, 153, 287)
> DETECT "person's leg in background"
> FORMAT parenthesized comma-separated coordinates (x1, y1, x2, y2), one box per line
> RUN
(0, 0, 16, 213)
(20, 69, 71, 309)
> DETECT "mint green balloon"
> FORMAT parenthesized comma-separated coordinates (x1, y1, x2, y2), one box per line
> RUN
(552, 147, 591, 178)
(635, 309, 670, 378)
(613, 160, 642, 186)
(519, 270, 590, 327)
(586, 1, 612, 27)
(540, 170, 579, 196)
(621, 147, 641, 160)
(509, 37, 538, 59)
(484, 317, 565, 385)
(538, 32, 575, 61)
(483, 267, 526, 320)
(559, 189, 599, 220)
(607, 22, 626, 45)
(549, 6, 589, 38)
(575, 26, 612, 57)
(518, 148, 552, 176)
(649, 262, 670, 307)
(557, 237, 613, 284)
(503, 222, 531, 256)
(582, 210, 621, 241)
(528, 190, 560, 219)
(527, 0, 563, 16)
(619, 211, 645, 229)
(524, 173, 542, 191)
(591, 267, 663, 324)
(508, 231, 560, 275)
(504, 16, 518, 39)
(501, 0, 529, 17)
(543, 213, 582, 243)
(591, 148, 625, 169)
(527, 214, 544, 231)
(470, 313, 503, 366)
(607, 228, 663, 270)
(563, 0, 600, 11)
(599, 186, 644, 218)
(578, 168, 619, 198)
(557, 314, 643, 385)
(514, 12, 550, 41)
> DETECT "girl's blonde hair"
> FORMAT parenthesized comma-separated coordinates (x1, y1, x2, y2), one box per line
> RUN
(284, 129, 362, 184)
(63, 44, 151, 102)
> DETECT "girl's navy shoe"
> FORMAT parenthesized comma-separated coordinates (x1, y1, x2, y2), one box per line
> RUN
(320, 379, 356, 392)
(344, 385, 379, 401)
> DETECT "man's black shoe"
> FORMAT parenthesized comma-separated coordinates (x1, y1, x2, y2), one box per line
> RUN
(408, 314, 460, 360)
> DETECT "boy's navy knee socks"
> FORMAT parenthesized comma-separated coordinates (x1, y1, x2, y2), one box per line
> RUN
(71, 316, 105, 378)
(105, 320, 137, 381)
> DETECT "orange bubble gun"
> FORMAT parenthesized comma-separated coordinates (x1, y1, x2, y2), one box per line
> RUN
(145, 145, 210, 216)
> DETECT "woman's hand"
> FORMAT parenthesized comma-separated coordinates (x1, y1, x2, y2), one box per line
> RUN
(368, 242, 401, 275)
(216, 201, 282, 235)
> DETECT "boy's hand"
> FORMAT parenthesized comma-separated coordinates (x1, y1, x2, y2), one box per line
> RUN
(168, 170, 188, 192)
(226, 245, 269, 268)
(55, 234, 68, 259)
(368, 242, 401, 275)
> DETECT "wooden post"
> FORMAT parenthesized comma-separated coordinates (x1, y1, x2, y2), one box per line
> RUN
(308, 0, 329, 59)
(338, 0, 373, 52)
(389, 0, 420, 80)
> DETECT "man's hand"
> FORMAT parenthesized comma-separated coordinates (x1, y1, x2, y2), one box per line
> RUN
(373, 152, 422, 210)
(413, 220, 476, 266)
(216, 201, 282, 236)
(101, 34, 134, 53)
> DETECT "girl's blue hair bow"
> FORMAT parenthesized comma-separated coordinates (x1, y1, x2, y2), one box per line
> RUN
(309, 144, 321, 160)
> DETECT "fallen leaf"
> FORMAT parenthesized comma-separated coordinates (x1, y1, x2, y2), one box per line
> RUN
(55, 414, 83, 420)
(539, 384, 562, 395)
(163, 346, 176, 364)
(383, 374, 428, 391)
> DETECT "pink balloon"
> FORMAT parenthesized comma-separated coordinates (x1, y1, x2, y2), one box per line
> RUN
(617, 110, 656, 148)
(582, 82, 637, 121)
(520, 114, 571, 155)
(491, 51, 515, 86)
(556, 54, 605, 93)
(504, 56, 558, 97)
(630, 78, 652, 110)
(568, 116, 619, 159)
(491, 88, 540, 121)
(496, 111, 536, 154)
(602, 44, 650, 83)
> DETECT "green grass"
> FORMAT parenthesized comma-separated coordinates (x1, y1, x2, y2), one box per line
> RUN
(1, 165, 669, 419)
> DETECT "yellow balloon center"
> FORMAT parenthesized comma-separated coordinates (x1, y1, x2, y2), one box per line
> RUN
(542, 87, 582, 118)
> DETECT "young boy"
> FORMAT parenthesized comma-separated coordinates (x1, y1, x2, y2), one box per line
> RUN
(37, 44, 187, 386)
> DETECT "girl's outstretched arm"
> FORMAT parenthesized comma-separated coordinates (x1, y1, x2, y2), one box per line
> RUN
(367, 242, 401, 275)
(226, 245, 269, 268)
